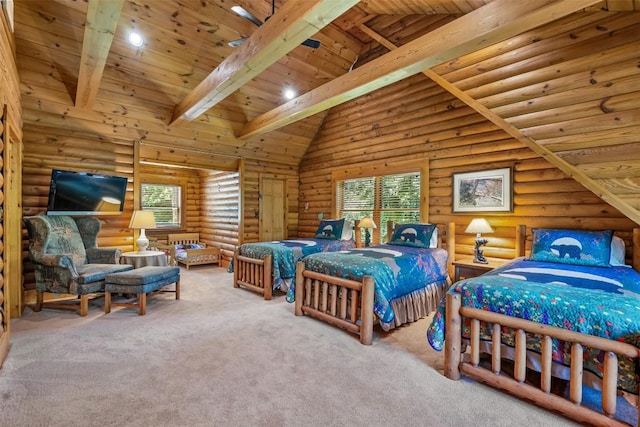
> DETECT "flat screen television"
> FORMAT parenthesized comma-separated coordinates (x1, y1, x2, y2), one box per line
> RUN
(46, 169, 128, 216)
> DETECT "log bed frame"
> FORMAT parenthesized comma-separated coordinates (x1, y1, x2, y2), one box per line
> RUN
(233, 252, 274, 300)
(233, 222, 363, 301)
(445, 226, 640, 427)
(294, 222, 456, 345)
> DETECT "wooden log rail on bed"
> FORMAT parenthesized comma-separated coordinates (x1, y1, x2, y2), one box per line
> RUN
(294, 222, 455, 345)
(295, 265, 375, 345)
(232, 221, 363, 301)
(233, 253, 273, 300)
(444, 227, 640, 427)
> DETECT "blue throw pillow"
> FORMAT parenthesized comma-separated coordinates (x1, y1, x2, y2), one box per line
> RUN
(314, 219, 345, 240)
(389, 223, 436, 249)
(528, 228, 613, 267)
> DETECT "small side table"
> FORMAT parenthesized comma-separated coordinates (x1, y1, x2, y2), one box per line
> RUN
(120, 251, 169, 269)
(452, 257, 505, 282)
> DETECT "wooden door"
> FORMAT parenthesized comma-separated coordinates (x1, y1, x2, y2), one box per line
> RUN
(259, 178, 286, 241)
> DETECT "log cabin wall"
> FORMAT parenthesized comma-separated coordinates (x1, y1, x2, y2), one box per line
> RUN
(140, 162, 201, 245)
(299, 76, 637, 263)
(241, 159, 299, 244)
(10, 4, 640, 302)
(0, 3, 21, 364)
(199, 170, 239, 267)
(21, 130, 135, 304)
(299, 9, 640, 263)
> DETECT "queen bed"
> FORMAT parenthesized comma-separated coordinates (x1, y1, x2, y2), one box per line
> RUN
(232, 218, 356, 300)
(427, 227, 640, 426)
(290, 222, 454, 345)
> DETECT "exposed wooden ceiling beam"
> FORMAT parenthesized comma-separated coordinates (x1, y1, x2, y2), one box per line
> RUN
(75, 0, 124, 109)
(169, 0, 360, 126)
(358, 17, 640, 226)
(237, 0, 600, 140)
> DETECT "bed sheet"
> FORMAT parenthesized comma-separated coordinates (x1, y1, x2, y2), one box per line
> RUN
(426, 258, 640, 393)
(286, 244, 450, 325)
(233, 238, 355, 291)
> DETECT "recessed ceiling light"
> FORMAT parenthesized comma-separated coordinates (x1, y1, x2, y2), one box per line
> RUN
(284, 88, 296, 100)
(128, 32, 144, 47)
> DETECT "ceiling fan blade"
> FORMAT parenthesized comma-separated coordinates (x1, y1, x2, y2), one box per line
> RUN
(229, 2, 319, 50)
(228, 37, 248, 47)
(301, 38, 321, 49)
(231, 6, 263, 27)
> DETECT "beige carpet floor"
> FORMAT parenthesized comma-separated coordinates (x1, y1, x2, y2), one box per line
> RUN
(0, 267, 585, 426)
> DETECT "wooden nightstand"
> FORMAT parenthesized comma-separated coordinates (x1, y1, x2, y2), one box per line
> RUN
(452, 257, 506, 282)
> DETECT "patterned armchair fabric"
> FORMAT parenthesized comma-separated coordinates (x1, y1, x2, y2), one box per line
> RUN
(23, 214, 133, 316)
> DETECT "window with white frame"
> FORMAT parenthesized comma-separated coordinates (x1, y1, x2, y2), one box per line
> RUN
(336, 172, 421, 243)
(141, 183, 182, 228)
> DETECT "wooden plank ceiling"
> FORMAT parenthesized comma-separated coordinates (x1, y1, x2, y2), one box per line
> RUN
(14, 0, 640, 224)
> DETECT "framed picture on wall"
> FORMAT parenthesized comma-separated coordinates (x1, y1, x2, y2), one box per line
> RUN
(452, 167, 512, 212)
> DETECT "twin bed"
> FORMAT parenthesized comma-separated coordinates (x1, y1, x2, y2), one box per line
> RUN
(233, 220, 454, 345)
(232, 218, 356, 300)
(234, 219, 640, 423)
(428, 227, 640, 426)
(290, 222, 453, 345)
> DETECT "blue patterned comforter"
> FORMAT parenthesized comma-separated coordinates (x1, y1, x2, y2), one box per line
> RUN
(427, 258, 640, 393)
(286, 244, 450, 324)
(233, 238, 355, 290)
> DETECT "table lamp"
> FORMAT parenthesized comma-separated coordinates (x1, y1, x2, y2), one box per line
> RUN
(359, 216, 377, 247)
(129, 210, 156, 252)
(465, 218, 494, 264)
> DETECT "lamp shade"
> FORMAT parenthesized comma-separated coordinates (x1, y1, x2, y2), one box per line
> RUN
(129, 210, 156, 229)
(359, 216, 377, 229)
(129, 210, 156, 252)
(465, 218, 494, 235)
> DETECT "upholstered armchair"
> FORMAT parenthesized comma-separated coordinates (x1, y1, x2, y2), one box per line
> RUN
(23, 214, 134, 316)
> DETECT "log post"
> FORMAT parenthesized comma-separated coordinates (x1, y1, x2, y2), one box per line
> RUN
(444, 292, 462, 380)
(263, 255, 272, 300)
(294, 261, 305, 316)
(360, 276, 374, 346)
(233, 249, 240, 288)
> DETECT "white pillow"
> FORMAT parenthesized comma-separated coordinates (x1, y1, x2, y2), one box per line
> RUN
(429, 228, 438, 248)
(341, 220, 353, 240)
(609, 235, 628, 267)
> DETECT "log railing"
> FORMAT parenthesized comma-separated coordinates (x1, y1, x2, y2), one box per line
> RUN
(445, 292, 640, 427)
(233, 252, 273, 300)
(294, 262, 375, 345)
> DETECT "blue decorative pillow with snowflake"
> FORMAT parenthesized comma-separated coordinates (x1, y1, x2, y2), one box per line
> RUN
(389, 223, 436, 249)
(528, 228, 613, 267)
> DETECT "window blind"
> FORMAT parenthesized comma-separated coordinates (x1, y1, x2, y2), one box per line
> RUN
(337, 172, 421, 244)
(141, 183, 181, 227)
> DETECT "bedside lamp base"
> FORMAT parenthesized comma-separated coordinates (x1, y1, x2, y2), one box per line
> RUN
(473, 238, 489, 264)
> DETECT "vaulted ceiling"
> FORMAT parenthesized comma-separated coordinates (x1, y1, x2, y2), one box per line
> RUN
(14, 0, 640, 224)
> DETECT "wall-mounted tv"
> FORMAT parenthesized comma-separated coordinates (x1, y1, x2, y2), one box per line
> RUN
(46, 169, 128, 216)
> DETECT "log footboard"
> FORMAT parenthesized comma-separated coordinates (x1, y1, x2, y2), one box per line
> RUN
(295, 261, 375, 345)
(233, 250, 273, 300)
(445, 292, 640, 427)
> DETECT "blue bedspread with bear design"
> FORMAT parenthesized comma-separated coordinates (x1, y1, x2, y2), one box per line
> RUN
(427, 258, 640, 393)
(286, 244, 450, 324)
(231, 238, 355, 291)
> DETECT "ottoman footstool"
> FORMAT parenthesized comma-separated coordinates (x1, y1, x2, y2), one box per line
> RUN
(104, 266, 180, 315)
